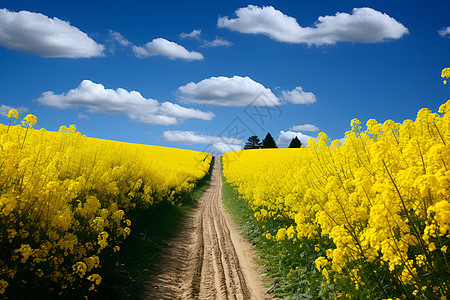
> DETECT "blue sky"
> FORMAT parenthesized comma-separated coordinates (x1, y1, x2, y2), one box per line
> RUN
(1, 0, 449, 155)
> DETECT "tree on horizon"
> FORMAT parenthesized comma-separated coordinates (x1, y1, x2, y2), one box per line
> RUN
(244, 135, 261, 149)
(262, 132, 278, 148)
(288, 136, 302, 148)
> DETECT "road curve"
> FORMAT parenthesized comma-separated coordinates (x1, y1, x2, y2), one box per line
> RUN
(144, 157, 271, 300)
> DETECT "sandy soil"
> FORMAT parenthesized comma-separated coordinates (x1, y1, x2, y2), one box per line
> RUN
(144, 158, 272, 300)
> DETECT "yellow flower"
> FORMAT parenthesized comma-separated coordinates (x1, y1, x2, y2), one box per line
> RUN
(23, 114, 37, 128)
(72, 262, 87, 278)
(442, 67, 450, 79)
(315, 256, 329, 272)
(87, 274, 102, 285)
(7, 109, 18, 119)
(429, 242, 436, 252)
(87, 274, 102, 291)
(0, 280, 8, 294)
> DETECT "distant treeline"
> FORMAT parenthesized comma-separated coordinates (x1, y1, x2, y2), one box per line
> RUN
(244, 132, 302, 149)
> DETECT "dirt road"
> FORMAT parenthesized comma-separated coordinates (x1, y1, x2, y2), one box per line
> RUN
(144, 158, 271, 300)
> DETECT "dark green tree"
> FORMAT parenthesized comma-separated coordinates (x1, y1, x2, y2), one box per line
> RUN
(262, 132, 278, 148)
(288, 136, 302, 148)
(244, 135, 261, 149)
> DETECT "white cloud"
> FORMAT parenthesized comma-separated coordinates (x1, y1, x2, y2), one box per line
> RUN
(77, 112, 90, 120)
(132, 38, 204, 61)
(163, 131, 243, 155)
(0, 9, 104, 58)
(218, 6, 408, 45)
(277, 130, 311, 147)
(281, 86, 316, 104)
(36, 80, 214, 125)
(162, 130, 243, 145)
(438, 26, 450, 38)
(201, 37, 233, 48)
(179, 29, 232, 48)
(178, 75, 281, 106)
(209, 142, 242, 155)
(180, 29, 202, 40)
(290, 124, 319, 132)
(0, 104, 29, 117)
(108, 30, 131, 46)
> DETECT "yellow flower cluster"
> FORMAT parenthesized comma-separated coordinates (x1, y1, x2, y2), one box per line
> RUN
(442, 67, 450, 84)
(0, 112, 211, 296)
(223, 99, 450, 298)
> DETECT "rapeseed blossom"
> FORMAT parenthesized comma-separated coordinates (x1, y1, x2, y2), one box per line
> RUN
(0, 111, 212, 296)
(223, 95, 450, 298)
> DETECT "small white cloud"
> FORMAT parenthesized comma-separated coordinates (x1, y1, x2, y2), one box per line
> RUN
(290, 124, 319, 132)
(163, 131, 243, 155)
(438, 26, 450, 38)
(281, 86, 316, 104)
(180, 29, 202, 40)
(0, 104, 29, 117)
(132, 38, 204, 61)
(77, 112, 90, 120)
(201, 37, 233, 48)
(108, 30, 131, 46)
(162, 130, 243, 145)
(218, 6, 408, 45)
(0, 9, 104, 58)
(36, 80, 214, 125)
(178, 75, 281, 106)
(209, 142, 242, 155)
(277, 130, 311, 147)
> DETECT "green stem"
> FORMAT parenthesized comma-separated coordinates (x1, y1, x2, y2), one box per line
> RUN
(382, 160, 445, 293)
(6, 117, 12, 133)
(21, 126, 29, 150)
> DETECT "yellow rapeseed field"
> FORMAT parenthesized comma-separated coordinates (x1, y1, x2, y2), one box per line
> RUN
(223, 71, 450, 299)
(0, 111, 211, 295)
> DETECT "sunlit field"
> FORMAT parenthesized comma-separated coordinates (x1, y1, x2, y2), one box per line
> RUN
(0, 111, 211, 296)
(223, 94, 450, 299)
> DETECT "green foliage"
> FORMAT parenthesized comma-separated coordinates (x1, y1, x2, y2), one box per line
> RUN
(288, 137, 302, 148)
(244, 135, 261, 149)
(262, 132, 278, 148)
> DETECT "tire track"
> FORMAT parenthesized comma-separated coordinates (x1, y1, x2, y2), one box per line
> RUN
(144, 158, 271, 299)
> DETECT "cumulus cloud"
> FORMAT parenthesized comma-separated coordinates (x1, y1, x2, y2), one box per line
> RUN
(281, 86, 316, 104)
(201, 37, 233, 48)
(180, 29, 202, 40)
(209, 142, 242, 155)
(132, 38, 204, 61)
(0, 9, 104, 58)
(178, 75, 281, 106)
(0, 104, 29, 117)
(277, 130, 312, 147)
(35, 80, 214, 125)
(163, 131, 243, 155)
(162, 130, 243, 145)
(218, 6, 408, 45)
(438, 26, 450, 38)
(290, 124, 319, 132)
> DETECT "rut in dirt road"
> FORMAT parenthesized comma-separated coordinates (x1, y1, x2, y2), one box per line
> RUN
(144, 158, 271, 300)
